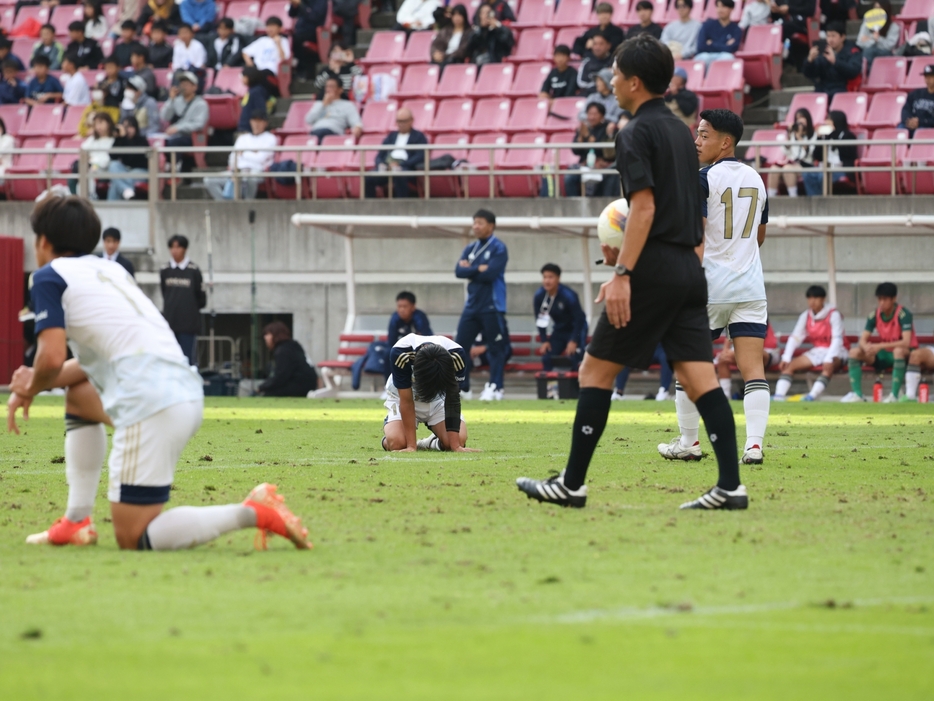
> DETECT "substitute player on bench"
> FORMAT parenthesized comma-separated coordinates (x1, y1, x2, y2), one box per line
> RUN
(516, 36, 747, 511)
(658, 109, 771, 465)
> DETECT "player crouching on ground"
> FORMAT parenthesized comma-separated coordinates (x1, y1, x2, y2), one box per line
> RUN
(774, 285, 847, 401)
(382, 334, 479, 453)
(6, 195, 311, 551)
(842, 282, 917, 403)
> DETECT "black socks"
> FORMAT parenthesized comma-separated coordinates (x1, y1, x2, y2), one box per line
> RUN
(695, 388, 741, 491)
(562, 388, 613, 490)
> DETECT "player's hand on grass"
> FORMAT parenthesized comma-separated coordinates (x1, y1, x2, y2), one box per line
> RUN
(452, 446, 481, 453)
(7, 392, 32, 435)
(596, 275, 631, 329)
(600, 243, 619, 266)
(395, 446, 417, 452)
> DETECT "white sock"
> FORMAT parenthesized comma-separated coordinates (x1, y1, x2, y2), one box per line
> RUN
(787, 186, 798, 197)
(719, 378, 732, 398)
(64, 418, 107, 522)
(743, 381, 771, 451)
(144, 505, 256, 550)
(809, 375, 829, 399)
(417, 435, 441, 451)
(906, 368, 921, 399)
(767, 187, 778, 197)
(775, 374, 792, 398)
(675, 383, 699, 447)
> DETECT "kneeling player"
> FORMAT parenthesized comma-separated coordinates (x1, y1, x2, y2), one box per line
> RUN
(774, 285, 847, 401)
(6, 195, 311, 551)
(716, 322, 780, 398)
(904, 346, 934, 401)
(382, 334, 476, 452)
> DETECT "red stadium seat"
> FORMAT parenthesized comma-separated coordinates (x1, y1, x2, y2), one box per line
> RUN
(54, 105, 84, 137)
(361, 99, 399, 133)
(603, 0, 631, 25)
(204, 94, 241, 130)
(277, 99, 314, 135)
(102, 3, 119, 26)
(544, 130, 578, 195)
(702, 0, 743, 22)
(400, 98, 438, 132)
(622, 0, 665, 27)
(268, 134, 311, 199)
(19, 104, 65, 137)
(213, 66, 248, 97)
(259, 1, 294, 32)
(0, 104, 28, 136)
(553, 26, 586, 57)
(861, 91, 907, 130)
(15, 6, 50, 31)
(0, 7, 15, 31)
(399, 31, 435, 64)
(469, 62, 515, 97)
(345, 132, 386, 199)
(506, 62, 551, 97)
(746, 129, 788, 169)
(513, 0, 555, 28)
(856, 128, 908, 194)
(359, 31, 406, 66)
(434, 63, 478, 98)
(674, 59, 706, 90)
(11, 37, 34, 64)
(5, 136, 56, 201)
(50, 5, 83, 37)
(695, 59, 745, 114)
(504, 96, 549, 132)
(463, 132, 507, 197)
(902, 128, 934, 194)
(507, 27, 555, 62)
(498, 132, 545, 197)
(864, 56, 908, 94)
(394, 63, 440, 99)
(366, 62, 402, 85)
(543, 96, 586, 131)
(829, 91, 869, 127)
(428, 133, 469, 197)
(152, 68, 173, 90)
(465, 97, 511, 133)
(51, 137, 81, 177)
(550, 0, 592, 27)
(783, 92, 827, 127)
(900, 56, 934, 90)
(307, 134, 355, 199)
(736, 23, 783, 91)
(897, 0, 934, 22)
(225, 1, 262, 23)
(426, 97, 474, 134)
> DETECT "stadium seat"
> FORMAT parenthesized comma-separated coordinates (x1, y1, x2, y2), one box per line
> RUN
(674, 59, 706, 90)
(426, 97, 474, 134)
(543, 96, 586, 131)
(735, 23, 783, 91)
(545, 130, 579, 196)
(462, 132, 507, 197)
(861, 91, 907, 131)
(829, 92, 869, 128)
(553, 27, 586, 57)
(702, 0, 743, 22)
(507, 28, 555, 63)
(50, 4, 83, 37)
(398, 31, 435, 64)
(603, 0, 631, 25)
(864, 56, 908, 94)
(900, 56, 934, 90)
(345, 133, 386, 199)
(5, 136, 56, 201)
(549, 0, 592, 27)
(366, 63, 403, 86)
(498, 132, 546, 197)
(277, 99, 314, 135)
(54, 106, 84, 137)
(0, 104, 28, 136)
(469, 62, 515, 98)
(695, 59, 745, 114)
(856, 128, 908, 194)
(902, 128, 934, 194)
(11, 37, 34, 65)
(307, 134, 356, 199)
(746, 129, 787, 167)
(359, 31, 406, 66)
(102, 3, 119, 26)
(152, 68, 173, 91)
(0, 7, 15, 31)
(513, 0, 555, 28)
(15, 6, 50, 31)
(427, 133, 469, 197)
(51, 137, 81, 177)
(268, 134, 312, 199)
(394, 63, 440, 99)
(783, 92, 827, 127)
(259, 1, 294, 32)
(400, 98, 438, 132)
(896, 0, 934, 22)
(213, 67, 248, 97)
(434, 63, 478, 98)
(506, 62, 551, 98)
(622, 0, 665, 27)
(225, 1, 262, 24)
(19, 104, 65, 137)
(361, 99, 398, 133)
(504, 96, 549, 133)
(465, 97, 511, 133)
(204, 94, 241, 130)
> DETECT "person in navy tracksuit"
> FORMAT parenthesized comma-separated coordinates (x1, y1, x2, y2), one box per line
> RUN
(534, 263, 587, 372)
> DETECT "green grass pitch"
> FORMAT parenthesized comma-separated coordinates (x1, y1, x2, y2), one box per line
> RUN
(1, 396, 932, 700)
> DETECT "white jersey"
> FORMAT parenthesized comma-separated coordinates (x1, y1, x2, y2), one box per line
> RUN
(700, 158, 769, 304)
(386, 333, 467, 399)
(31, 255, 203, 428)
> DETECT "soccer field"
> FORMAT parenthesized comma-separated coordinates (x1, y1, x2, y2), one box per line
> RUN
(1, 396, 932, 699)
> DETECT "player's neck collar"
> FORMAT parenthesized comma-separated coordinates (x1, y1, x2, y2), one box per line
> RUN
(714, 156, 739, 164)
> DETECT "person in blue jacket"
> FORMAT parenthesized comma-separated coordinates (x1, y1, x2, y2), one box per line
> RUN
(289, 0, 329, 78)
(534, 263, 587, 372)
(180, 0, 217, 35)
(454, 209, 509, 401)
(693, 0, 742, 67)
(387, 291, 433, 347)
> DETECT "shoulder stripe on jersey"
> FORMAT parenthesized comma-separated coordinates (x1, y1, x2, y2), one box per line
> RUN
(394, 350, 415, 369)
(450, 352, 465, 372)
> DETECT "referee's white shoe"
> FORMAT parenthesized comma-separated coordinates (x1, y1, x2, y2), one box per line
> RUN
(657, 437, 704, 461)
(680, 485, 748, 510)
(516, 471, 587, 508)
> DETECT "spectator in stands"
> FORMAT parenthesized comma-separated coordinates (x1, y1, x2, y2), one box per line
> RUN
(471, 0, 515, 25)
(179, 0, 216, 35)
(771, 0, 816, 52)
(112, 21, 144, 68)
(84, 1, 109, 42)
(148, 21, 174, 68)
(660, 0, 701, 59)
(740, 0, 771, 30)
(0, 41, 24, 73)
(431, 4, 474, 65)
(61, 52, 91, 106)
(205, 110, 276, 200)
(258, 322, 319, 397)
(99, 228, 136, 276)
(576, 31, 613, 91)
(573, 3, 625, 58)
(137, 0, 181, 35)
(78, 88, 120, 137)
(365, 107, 428, 199)
(24, 54, 64, 106)
(66, 21, 104, 68)
(903, 31, 933, 58)
(171, 23, 207, 74)
(243, 16, 291, 75)
(209, 18, 245, 70)
(76, 112, 116, 198)
(856, 0, 899, 69)
(387, 291, 433, 347)
(664, 66, 698, 128)
(900, 65, 934, 136)
(819, 0, 855, 30)
(627, 1, 663, 40)
(98, 56, 126, 108)
(803, 110, 857, 195)
(539, 44, 578, 100)
(694, 0, 742, 66)
(567, 102, 620, 197)
(106, 116, 150, 200)
(160, 234, 206, 367)
(31, 24, 64, 71)
(801, 22, 862, 97)
(395, 0, 440, 31)
(119, 75, 160, 135)
(160, 71, 209, 170)
(0, 118, 13, 188)
(582, 68, 622, 123)
(127, 47, 159, 99)
(237, 68, 272, 133)
(459, 4, 514, 64)
(304, 75, 363, 142)
(289, 0, 329, 78)
(0, 60, 25, 105)
(767, 107, 814, 197)
(314, 43, 361, 98)
(333, 0, 364, 45)
(534, 263, 587, 373)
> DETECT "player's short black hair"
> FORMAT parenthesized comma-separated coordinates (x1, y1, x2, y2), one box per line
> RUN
(219, 17, 235, 29)
(265, 15, 283, 27)
(396, 291, 416, 304)
(716, 0, 735, 8)
(700, 109, 744, 146)
(540, 263, 561, 276)
(102, 227, 121, 242)
(554, 44, 571, 56)
(587, 101, 607, 117)
(806, 285, 826, 298)
(613, 34, 673, 97)
(121, 19, 136, 30)
(875, 282, 898, 298)
(474, 209, 496, 224)
(31, 195, 101, 256)
(31, 54, 51, 68)
(168, 234, 189, 249)
(826, 21, 846, 36)
(68, 20, 85, 33)
(412, 343, 458, 403)
(635, 0, 653, 11)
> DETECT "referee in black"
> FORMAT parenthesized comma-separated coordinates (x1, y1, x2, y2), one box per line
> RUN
(517, 34, 747, 511)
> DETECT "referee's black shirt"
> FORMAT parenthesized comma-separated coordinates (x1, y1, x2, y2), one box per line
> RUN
(614, 97, 703, 249)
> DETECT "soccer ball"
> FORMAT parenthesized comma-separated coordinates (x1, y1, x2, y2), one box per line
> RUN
(596, 199, 629, 249)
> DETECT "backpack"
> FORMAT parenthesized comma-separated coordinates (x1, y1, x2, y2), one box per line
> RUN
(350, 340, 390, 390)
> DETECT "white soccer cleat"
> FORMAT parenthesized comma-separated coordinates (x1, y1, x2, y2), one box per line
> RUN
(657, 437, 704, 461)
(479, 382, 500, 401)
(772, 394, 786, 402)
(460, 390, 474, 401)
(742, 445, 764, 464)
(840, 391, 866, 403)
(611, 390, 624, 401)
(416, 435, 441, 451)
(882, 393, 897, 404)
(655, 388, 671, 401)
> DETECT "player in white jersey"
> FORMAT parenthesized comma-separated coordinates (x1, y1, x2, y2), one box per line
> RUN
(6, 196, 311, 551)
(382, 333, 477, 452)
(658, 109, 771, 466)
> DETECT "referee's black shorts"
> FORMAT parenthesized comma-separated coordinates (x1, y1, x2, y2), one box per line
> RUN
(587, 240, 712, 369)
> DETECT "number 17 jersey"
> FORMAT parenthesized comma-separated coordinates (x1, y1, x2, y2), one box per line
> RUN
(699, 158, 769, 304)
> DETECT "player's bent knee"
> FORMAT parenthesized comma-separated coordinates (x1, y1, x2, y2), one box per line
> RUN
(110, 501, 163, 550)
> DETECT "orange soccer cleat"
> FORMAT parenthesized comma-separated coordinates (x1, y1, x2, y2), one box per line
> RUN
(243, 483, 312, 551)
(26, 516, 98, 546)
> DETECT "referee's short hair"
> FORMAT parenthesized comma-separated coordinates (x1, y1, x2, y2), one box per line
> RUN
(613, 34, 673, 97)
(541, 263, 562, 276)
(473, 209, 496, 225)
(875, 282, 898, 298)
(806, 285, 826, 299)
(31, 195, 101, 256)
(700, 108, 744, 148)
(168, 234, 189, 249)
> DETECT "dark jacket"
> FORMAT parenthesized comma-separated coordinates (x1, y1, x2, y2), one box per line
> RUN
(98, 75, 125, 108)
(626, 23, 663, 41)
(665, 88, 699, 120)
(801, 40, 862, 96)
(901, 88, 934, 130)
(238, 85, 269, 132)
(313, 62, 362, 98)
(456, 24, 515, 64)
(209, 33, 245, 69)
(259, 339, 318, 396)
(289, 0, 329, 38)
(431, 26, 477, 60)
(149, 42, 173, 69)
(387, 309, 433, 347)
(111, 133, 150, 170)
(540, 66, 578, 98)
(813, 128, 857, 168)
(576, 52, 613, 91)
(471, 0, 516, 25)
(160, 262, 206, 335)
(137, 4, 182, 34)
(0, 78, 25, 105)
(695, 19, 742, 54)
(99, 252, 136, 278)
(572, 120, 612, 162)
(533, 284, 586, 345)
(572, 24, 625, 57)
(375, 129, 429, 171)
(65, 38, 104, 69)
(111, 40, 145, 68)
(455, 235, 509, 315)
